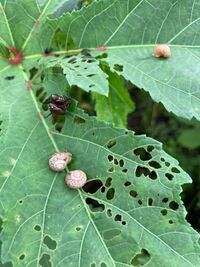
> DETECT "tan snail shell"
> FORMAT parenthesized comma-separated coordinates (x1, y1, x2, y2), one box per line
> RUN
(153, 44, 171, 58)
(65, 170, 87, 189)
(49, 152, 72, 172)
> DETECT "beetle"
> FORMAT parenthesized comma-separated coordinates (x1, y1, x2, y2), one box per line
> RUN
(42, 94, 71, 123)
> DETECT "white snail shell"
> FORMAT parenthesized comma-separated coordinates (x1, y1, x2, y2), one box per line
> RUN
(153, 44, 171, 58)
(49, 152, 72, 172)
(65, 170, 87, 189)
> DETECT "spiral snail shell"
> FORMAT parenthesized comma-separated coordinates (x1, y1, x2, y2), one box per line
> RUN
(49, 152, 72, 172)
(153, 44, 171, 58)
(65, 170, 87, 189)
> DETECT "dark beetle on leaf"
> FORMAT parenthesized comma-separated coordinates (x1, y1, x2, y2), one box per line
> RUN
(42, 94, 71, 123)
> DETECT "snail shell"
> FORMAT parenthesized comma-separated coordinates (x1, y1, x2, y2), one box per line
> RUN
(153, 44, 171, 58)
(49, 152, 72, 172)
(65, 170, 87, 189)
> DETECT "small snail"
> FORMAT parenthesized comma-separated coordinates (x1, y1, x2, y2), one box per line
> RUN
(153, 44, 171, 58)
(49, 152, 72, 172)
(65, 170, 87, 189)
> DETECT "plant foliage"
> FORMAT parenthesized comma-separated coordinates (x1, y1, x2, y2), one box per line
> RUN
(0, 0, 200, 266)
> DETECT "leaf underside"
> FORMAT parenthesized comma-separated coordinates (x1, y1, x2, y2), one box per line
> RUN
(0, 0, 200, 267)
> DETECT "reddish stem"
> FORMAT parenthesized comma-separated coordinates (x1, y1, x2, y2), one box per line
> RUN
(2, 47, 24, 65)
(96, 45, 107, 51)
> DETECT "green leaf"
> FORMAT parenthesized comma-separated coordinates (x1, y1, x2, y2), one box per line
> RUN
(0, 1, 200, 266)
(0, 0, 69, 54)
(42, 69, 70, 94)
(61, 0, 200, 120)
(0, 0, 108, 96)
(0, 75, 200, 266)
(178, 126, 200, 149)
(95, 68, 135, 127)
(52, 0, 82, 18)
(41, 55, 109, 95)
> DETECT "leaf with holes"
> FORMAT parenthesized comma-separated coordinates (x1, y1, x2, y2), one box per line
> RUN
(0, 1, 200, 266)
(60, 0, 200, 120)
(0, 77, 200, 267)
(40, 55, 109, 95)
(0, 0, 108, 96)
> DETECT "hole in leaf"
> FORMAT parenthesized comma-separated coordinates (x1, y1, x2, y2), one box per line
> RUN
(87, 74, 95, 77)
(165, 162, 170, 167)
(133, 148, 152, 161)
(161, 158, 165, 162)
(89, 84, 95, 88)
(149, 171, 157, 180)
(147, 146, 154, 152)
(162, 198, 169, 203)
(149, 161, 161, 169)
(34, 225, 41, 231)
(101, 263, 107, 267)
(106, 188, 115, 200)
(138, 199, 142, 205)
(5, 75, 15, 80)
(19, 254, 25, 260)
(107, 155, 114, 162)
(73, 115, 85, 124)
(105, 177, 112, 187)
(122, 168, 128, 173)
(129, 190, 138, 198)
(131, 249, 151, 266)
(103, 228, 121, 240)
(101, 186, 106, 193)
(68, 57, 77, 64)
(165, 173, 174, 181)
(119, 159, 124, 167)
(171, 167, 180, 173)
(114, 158, 118, 165)
(107, 209, 112, 217)
(161, 209, 167, 216)
(114, 214, 122, 222)
(148, 198, 153, 206)
(39, 254, 51, 267)
(113, 64, 123, 72)
(136, 166, 150, 177)
(82, 179, 103, 194)
(43, 235, 57, 250)
(169, 220, 173, 224)
(76, 226, 83, 232)
(107, 139, 117, 149)
(107, 167, 114, 173)
(169, 201, 179, 210)
(124, 181, 131, 187)
(18, 200, 23, 204)
(86, 198, 105, 212)
(55, 116, 65, 132)
(122, 221, 126, 225)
